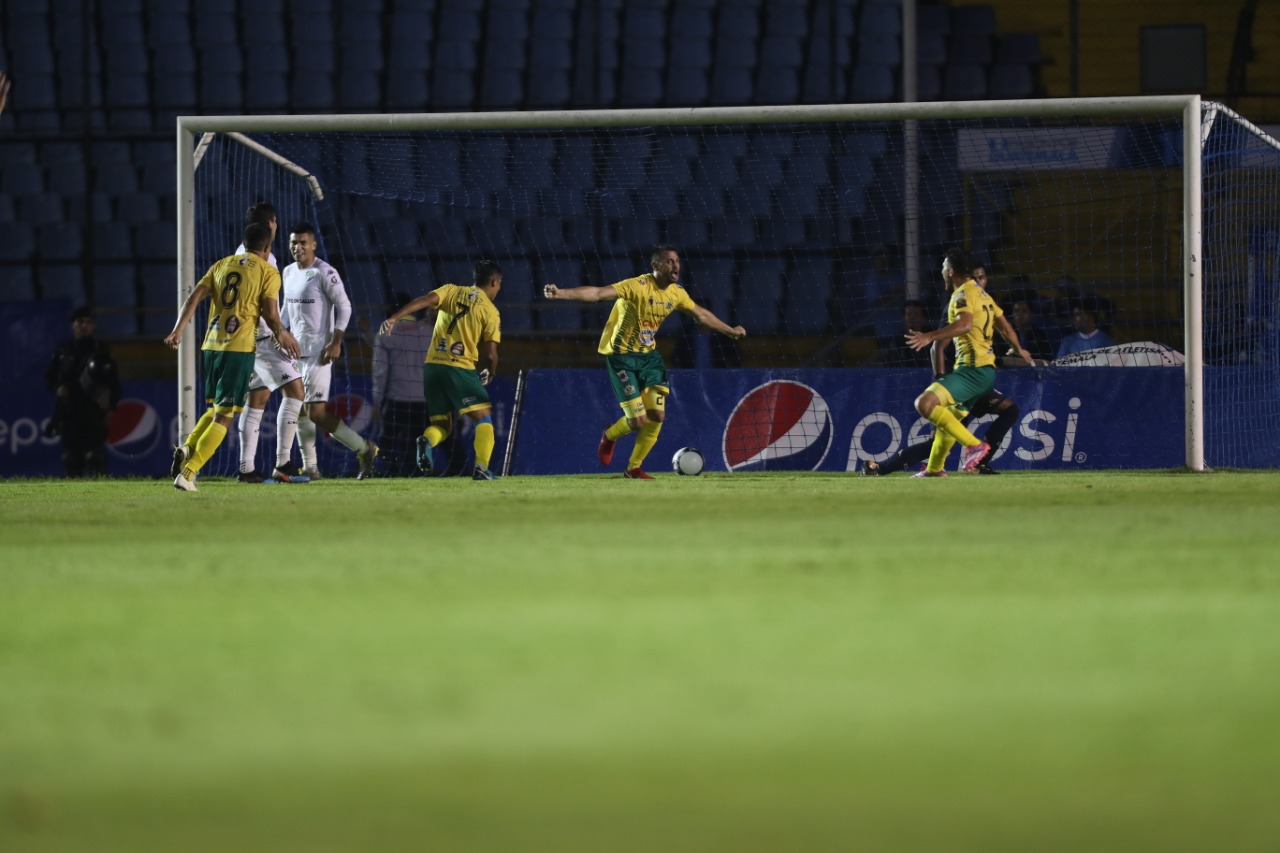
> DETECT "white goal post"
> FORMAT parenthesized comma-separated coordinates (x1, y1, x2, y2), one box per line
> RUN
(176, 96, 1209, 470)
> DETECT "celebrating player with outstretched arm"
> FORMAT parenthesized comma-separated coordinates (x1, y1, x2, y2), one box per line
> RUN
(380, 260, 504, 481)
(543, 245, 746, 479)
(282, 222, 378, 480)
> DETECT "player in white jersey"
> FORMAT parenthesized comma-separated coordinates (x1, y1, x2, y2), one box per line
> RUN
(235, 202, 308, 483)
(281, 222, 378, 479)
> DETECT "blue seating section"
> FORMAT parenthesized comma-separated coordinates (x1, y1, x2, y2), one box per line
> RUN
(0, 1, 1043, 331)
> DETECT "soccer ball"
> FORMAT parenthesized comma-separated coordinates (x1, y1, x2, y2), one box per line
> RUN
(672, 447, 705, 476)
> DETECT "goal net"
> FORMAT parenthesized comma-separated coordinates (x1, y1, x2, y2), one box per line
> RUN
(178, 98, 1279, 475)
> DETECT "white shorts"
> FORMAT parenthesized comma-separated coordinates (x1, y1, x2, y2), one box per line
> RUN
(248, 337, 302, 392)
(299, 354, 333, 403)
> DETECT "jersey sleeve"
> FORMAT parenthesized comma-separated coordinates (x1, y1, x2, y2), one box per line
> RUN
(484, 308, 501, 344)
(674, 285, 696, 312)
(431, 284, 456, 313)
(196, 260, 220, 292)
(321, 263, 352, 331)
(611, 277, 639, 302)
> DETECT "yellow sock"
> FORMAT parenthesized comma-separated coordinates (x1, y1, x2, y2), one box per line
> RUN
(185, 410, 215, 450)
(605, 416, 632, 442)
(628, 421, 662, 469)
(424, 424, 449, 447)
(927, 432, 957, 473)
(927, 406, 980, 448)
(474, 421, 495, 470)
(185, 421, 228, 476)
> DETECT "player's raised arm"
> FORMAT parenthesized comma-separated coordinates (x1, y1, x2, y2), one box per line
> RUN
(542, 283, 619, 303)
(379, 291, 440, 336)
(681, 302, 746, 340)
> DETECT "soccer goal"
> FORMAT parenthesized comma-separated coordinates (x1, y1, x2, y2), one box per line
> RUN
(177, 96, 1280, 475)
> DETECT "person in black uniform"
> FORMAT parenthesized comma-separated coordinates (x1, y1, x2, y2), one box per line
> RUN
(44, 306, 121, 477)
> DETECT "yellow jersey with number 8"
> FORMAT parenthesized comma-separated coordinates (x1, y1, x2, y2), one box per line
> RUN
(198, 253, 281, 354)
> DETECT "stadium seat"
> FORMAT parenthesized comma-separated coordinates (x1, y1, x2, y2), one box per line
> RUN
(339, 71, 382, 111)
(431, 70, 476, 110)
(437, 9, 482, 42)
(20, 193, 65, 224)
(67, 192, 114, 223)
(45, 162, 87, 198)
(93, 162, 140, 194)
(618, 68, 664, 107)
(842, 130, 890, 158)
(951, 4, 996, 35)
(916, 64, 942, 100)
(764, 4, 808, 38)
(725, 184, 774, 219)
(713, 36, 757, 69)
(683, 257, 735, 320)
(0, 265, 36, 301)
(710, 67, 753, 105)
(480, 71, 527, 109)
(535, 258, 586, 331)
(92, 222, 135, 261)
(38, 222, 84, 262)
(0, 195, 14, 222)
(93, 265, 140, 338)
(834, 186, 868, 218)
(783, 259, 835, 335)
(0, 224, 36, 261)
(386, 73, 430, 110)
(998, 33, 1042, 65)
(670, 5, 713, 38)
(527, 71, 572, 109)
(664, 216, 710, 248)
(665, 66, 710, 107)
(531, 8, 574, 39)
(851, 63, 895, 102)
(139, 263, 176, 338)
(989, 64, 1035, 99)
(2, 164, 46, 195)
(917, 33, 948, 65)
(245, 73, 289, 111)
(709, 218, 757, 250)
(290, 71, 335, 111)
(147, 12, 192, 47)
(104, 47, 148, 75)
(39, 265, 87, 305)
(860, 1, 901, 35)
(114, 192, 162, 224)
(917, 4, 950, 34)
(154, 74, 198, 110)
(105, 74, 149, 108)
(153, 44, 197, 76)
(835, 154, 876, 191)
(735, 259, 787, 334)
(755, 67, 800, 105)
(858, 34, 902, 65)
(134, 223, 178, 261)
(193, 12, 238, 44)
(388, 29, 433, 72)
(370, 218, 425, 259)
(717, 7, 760, 38)
(200, 74, 244, 110)
(943, 64, 988, 100)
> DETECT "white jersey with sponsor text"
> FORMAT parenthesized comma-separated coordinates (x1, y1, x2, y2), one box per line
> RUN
(235, 245, 280, 339)
(281, 258, 352, 358)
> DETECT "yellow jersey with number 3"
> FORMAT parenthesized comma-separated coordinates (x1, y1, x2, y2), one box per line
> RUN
(426, 284, 502, 370)
(198, 253, 281, 354)
(948, 278, 1002, 369)
(598, 273, 695, 355)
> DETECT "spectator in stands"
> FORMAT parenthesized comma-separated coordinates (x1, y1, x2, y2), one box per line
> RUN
(0, 72, 11, 118)
(372, 292, 433, 477)
(282, 222, 379, 480)
(876, 299, 934, 368)
(234, 202, 309, 484)
(166, 224, 299, 492)
(1007, 297, 1055, 363)
(1056, 297, 1116, 359)
(43, 306, 121, 477)
(380, 260, 506, 481)
(543, 245, 746, 479)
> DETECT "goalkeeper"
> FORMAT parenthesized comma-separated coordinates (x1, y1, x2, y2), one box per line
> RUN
(543, 245, 746, 479)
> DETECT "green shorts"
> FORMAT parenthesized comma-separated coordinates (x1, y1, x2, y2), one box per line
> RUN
(423, 363, 490, 417)
(933, 365, 996, 410)
(202, 350, 255, 410)
(603, 351, 668, 404)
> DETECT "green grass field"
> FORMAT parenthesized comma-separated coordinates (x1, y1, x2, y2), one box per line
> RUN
(4, 471, 1280, 852)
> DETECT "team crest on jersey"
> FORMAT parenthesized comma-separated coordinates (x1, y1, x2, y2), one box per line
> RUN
(450, 342, 466, 356)
(465, 291, 479, 303)
(238, 258, 251, 266)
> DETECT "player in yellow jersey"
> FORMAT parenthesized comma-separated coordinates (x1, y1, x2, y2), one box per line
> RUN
(164, 223, 300, 492)
(543, 245, 747, 479)
(379, 260, 503, 480)
(905, 248, 1034, 476)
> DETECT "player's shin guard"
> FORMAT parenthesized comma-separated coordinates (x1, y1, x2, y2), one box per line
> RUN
(927, 406, 980, 447)
(238, 407, 264, 474)
(330, 421, 368, 454)
(186, 422, 228, 477)
(275, 397, 303, 468)
(983, 403, 1020, 457)
(186, 409, 215, 450)
(297, 414, 319, 472)
(629, 420, 662, 469)
(927, 432, 957, 473)
(473, 416, 495, 471)
(605, 416, 633, 442)
(424, 423, 449, 447)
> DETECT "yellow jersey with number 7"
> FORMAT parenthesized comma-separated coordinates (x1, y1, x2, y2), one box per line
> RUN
(948, 278, 1002, 369)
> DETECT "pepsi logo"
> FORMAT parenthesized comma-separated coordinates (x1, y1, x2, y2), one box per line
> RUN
(107, 399, 162, 458)
(722, 380, 833, 472)
(329, 393, 373, 436)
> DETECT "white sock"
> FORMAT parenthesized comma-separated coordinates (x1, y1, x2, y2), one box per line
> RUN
(275, 397, 303, 468)
(298, 413, 319, 472)
(238, 407, 264, 474)
(330, 421, 369, 454)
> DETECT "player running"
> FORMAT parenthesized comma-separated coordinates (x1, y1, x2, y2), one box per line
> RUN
(380, 260, 504, 480)
(543, 245, 746, 479)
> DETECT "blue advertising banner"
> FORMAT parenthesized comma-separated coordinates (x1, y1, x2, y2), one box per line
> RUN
(509, 367, 1194, 475)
